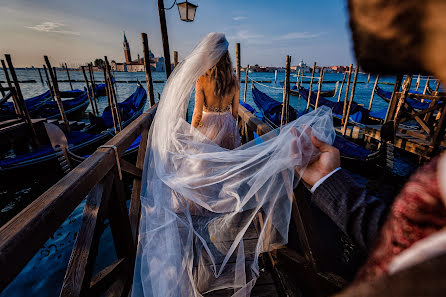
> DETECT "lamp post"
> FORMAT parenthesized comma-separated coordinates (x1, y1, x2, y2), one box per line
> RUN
(157, 0, 198, 79)
(177, 0, 198, 22)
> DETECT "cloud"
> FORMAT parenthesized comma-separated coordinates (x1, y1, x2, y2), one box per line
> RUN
(274, 32, 321, 40)
(232, 16, 247, 21)
(26, 22, 80, 36)
(227, 30, 270, 45)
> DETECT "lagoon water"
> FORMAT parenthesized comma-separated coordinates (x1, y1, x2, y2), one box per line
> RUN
(0, 68, 427, 296)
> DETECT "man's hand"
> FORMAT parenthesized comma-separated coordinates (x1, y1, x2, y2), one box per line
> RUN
(301, 136, 340, 186)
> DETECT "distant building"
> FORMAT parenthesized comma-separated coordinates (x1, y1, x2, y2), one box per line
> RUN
(297, 60, 312, 73)
(327, 65, 349, 73)
(111, 32, 167, 72)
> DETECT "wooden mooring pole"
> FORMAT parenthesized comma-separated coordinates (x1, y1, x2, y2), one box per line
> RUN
(44, 56, 70, 132)
(65, 63, 73, 90)
(37, 68, 44, 84)
(157, 0, 172, 79)
(337, 71, 347, 102)
(306, 62, 316, 111)
(393, 75, 413, 128)
(236, 43, 241, 82)
(280, 55, 291, 127)
(105, 56, 122, 131)
(173, 51, 178, 67)
(296, 68, 301, 87)
(88, 63, 99, 113)
(384, 75, 403, 123)
(81, 66, 97, 115)
(0, 80, 4, 97)
(43, 65, 55, 101)
(415, 74, 421, 91)
(367, 73, 371, 84)
(342, 66, 359, 135)
(102, 63, 119, 134)
(274, 70, 277, 84)
(368, 74, 380, 110)
(435, 79, 441, 92)
(4, 55, 38, 142)
(244, 65, 250, 102)
(4, 56, 37, 135)
(423, 76, 431, 95)
(141, 33, 156, 107)
(1, 59, 20, 115)
(341, 64, 353, 124)
(53, 67, 58, 87)
(315, 68, 325, 110)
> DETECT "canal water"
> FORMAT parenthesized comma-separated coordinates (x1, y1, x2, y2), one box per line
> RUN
(0, 68, 425, 296)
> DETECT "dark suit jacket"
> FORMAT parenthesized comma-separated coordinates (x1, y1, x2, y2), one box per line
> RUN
(312, 169, 390, 251)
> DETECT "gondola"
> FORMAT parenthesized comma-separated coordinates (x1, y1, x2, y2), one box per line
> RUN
(374, 85, 433, 111)
(57, 84, 147, 166)
(1, 89, 91, 122)
(34, 90, 90, 120)
(297, 86, 386, 124)
(251, 85, 385, 166)
(0, 129, 113, 175)
(0, 85, 147, 175)
(1, 90, 51, 113)
(0, 90, 52, 121)
(91, 83, 107, 97)
(85, 83, 147, 133)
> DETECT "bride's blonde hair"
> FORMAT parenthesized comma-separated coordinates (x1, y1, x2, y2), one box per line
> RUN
(205, 51, 237, 97)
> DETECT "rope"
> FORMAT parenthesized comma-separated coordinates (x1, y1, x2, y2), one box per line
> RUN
(291, 74, 322, 80)
(100, 145, 122, 180)
(247, 75, 283, 90)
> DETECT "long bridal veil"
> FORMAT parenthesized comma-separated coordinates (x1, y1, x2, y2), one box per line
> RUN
(132, 32, 335, 297)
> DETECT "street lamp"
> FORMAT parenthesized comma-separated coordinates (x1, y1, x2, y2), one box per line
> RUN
(177, 1, 198, 22)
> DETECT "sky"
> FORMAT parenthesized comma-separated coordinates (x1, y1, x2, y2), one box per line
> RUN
(0, 0, 356, 68)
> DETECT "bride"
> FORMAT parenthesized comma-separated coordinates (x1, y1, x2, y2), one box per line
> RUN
(132, 32, 335, 297)
(191, 51, 240, 150)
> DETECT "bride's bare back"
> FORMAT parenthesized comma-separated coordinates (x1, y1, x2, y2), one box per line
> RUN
(191, 75, 239, 128)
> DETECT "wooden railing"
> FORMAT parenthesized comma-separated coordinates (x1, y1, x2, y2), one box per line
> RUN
(4, 101, 439, 296)
(0, 104, 157, 296)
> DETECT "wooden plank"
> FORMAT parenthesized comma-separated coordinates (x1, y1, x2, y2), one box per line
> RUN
(109, 170, 135, 259)
(59, 172, 115, 297)
(129, 126, 149, 243)
(107, 170, 136, 296)
(88, 258, 129, 297)
(0, 105, 156, 291)
(238, 105, 272, 137)
(120, 159, 142, 178)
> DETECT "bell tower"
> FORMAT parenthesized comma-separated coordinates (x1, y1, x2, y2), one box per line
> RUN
(123, 31, 132, 63)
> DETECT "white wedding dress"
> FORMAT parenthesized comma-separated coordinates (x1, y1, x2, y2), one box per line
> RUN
(131, 32, 335, 297)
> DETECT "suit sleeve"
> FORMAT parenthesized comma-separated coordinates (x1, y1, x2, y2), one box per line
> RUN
(311, 169, 390, 251)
